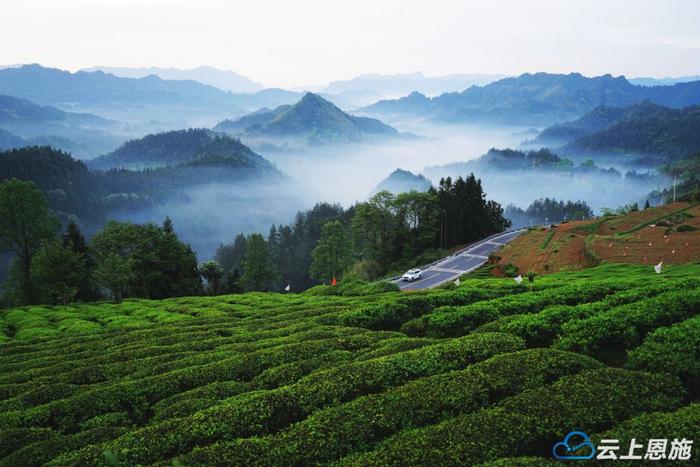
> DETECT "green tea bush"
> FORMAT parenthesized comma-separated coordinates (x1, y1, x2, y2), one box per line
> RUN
(51, 333, 524, 466)
(328, 285, 532, 331)
(1, 263, 698, 465)
(405, 281, 626, 337)
(476, 457, 559, 467)
(0, 426, 126, 467)
(337, 368, 684, 466)
(592, 403, 700, 456)
(555, 289, 700, 362)
(174, 349, 600, 465)
(626, 315, 700, 395)
(305, 279, 400, 296)
(0, 332, 395, 435)
(477, 280, 695, 347)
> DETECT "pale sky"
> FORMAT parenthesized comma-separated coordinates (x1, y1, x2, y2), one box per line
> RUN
(2, 0, 700, 88)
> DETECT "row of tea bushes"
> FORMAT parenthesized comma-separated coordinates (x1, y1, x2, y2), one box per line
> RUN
(335, 368, 684, 466)
(169, 349, 601, 466)
(554, 289, 700, 363)
(50, 333, 523, 466)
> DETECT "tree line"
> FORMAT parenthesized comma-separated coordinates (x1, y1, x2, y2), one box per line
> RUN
(1, 173, 510, 305)
(211, 174, 510, 294)
(505, 198, 594, 228)
(0, 179, 282, 306)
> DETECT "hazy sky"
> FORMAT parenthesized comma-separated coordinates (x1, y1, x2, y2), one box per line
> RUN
(2, 0, 700, 88)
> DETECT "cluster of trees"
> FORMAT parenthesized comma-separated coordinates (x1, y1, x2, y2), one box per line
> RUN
(1, 172, 511, 304)
(505, 198, 594, 228)
(211, 174, 509, 292)
(353, 175, 508, 273)
(0, 178, 202, 306)
(214, 203, 354, 293)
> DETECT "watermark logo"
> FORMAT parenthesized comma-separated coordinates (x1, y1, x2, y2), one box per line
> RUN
(552, 431, 596, 460)
(553, 431, 694, 461)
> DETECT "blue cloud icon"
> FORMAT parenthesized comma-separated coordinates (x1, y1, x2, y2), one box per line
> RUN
(552, 431, 596, 460)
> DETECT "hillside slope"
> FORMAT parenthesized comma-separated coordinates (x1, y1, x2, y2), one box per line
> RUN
(0, 94, 125, 157)
(533, 102, 700, 164)
(493, 202, 700, 275)
(89, 128, 274, 170)
(0, 263, 698, 465)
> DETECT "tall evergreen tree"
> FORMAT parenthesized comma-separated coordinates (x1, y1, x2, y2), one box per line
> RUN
(241, 234, 277, 292)
(32, 241, 86, 306)
(310, 220, 353, 282)
(0, 178, 59, 304)
(62, 222, 100, 301)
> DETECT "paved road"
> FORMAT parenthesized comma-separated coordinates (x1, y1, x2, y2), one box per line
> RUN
(395, 229, 525, 291)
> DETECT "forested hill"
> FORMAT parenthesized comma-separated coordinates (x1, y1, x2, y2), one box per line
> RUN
(0, 94, 110, 126)
(0, 94, 125, 157)
(215, 92, 399, 143)
(361, 72, 700, 125)
(427, 148, 634, 179)
(534, 102, 700, 164)
(0, 144, 283, 225)
(373, 168, 432, 194)
(89, 129, 275, 170)
(564, 104, 700, 164)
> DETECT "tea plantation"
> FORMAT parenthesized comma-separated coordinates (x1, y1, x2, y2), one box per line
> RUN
(0, 263, 698, 465)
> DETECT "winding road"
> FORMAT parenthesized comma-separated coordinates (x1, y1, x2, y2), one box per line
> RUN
(395, 229, 526, 291)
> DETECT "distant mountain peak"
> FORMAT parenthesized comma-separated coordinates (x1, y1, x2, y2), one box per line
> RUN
(374, 168, 432, 194)
(215, 92, 399, 144)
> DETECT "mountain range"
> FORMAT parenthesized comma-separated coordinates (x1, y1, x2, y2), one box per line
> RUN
(0, 65, 304, 129)
(361, 72, 700, 126)
(323, 72, 507, 98)
(83, 65, 265, 93)
(532, 101, 700, 165)
(0, 94, 127, 157)
(214, 92, 399, 146)
(628, 76, 700, 87)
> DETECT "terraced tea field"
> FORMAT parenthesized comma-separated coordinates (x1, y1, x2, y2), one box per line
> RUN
(1, 263, 699, 465)
(495, 202, 700, 275)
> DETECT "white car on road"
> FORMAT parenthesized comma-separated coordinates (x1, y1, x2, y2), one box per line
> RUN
(402, 268, 423, 282)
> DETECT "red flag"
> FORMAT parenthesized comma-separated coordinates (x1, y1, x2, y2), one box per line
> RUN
(331, 277, 337, 286)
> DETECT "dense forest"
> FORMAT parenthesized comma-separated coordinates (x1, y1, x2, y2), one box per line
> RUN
(0, 169, 509, 306)
(214, 174, 510, 293)
(429, 147, 661, 185)
(0, 141, 281, 226)
(0, 177, 203, 307)
(533, 101, 700, 165)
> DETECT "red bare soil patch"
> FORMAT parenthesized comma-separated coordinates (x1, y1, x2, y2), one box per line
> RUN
(494, 202, 700, 276)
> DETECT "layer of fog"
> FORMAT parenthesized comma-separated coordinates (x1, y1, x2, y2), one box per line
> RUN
(107, 180, 307, 261)
(258, 119, 662, 211)
(101, 121, 664, 262)
(260, 121, 526, 207)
